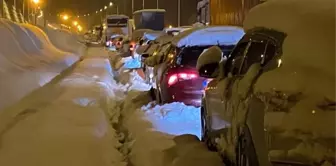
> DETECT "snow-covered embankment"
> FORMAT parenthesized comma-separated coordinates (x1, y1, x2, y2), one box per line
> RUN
(0, 48, 127, 166)
(0, 19, 86, 110)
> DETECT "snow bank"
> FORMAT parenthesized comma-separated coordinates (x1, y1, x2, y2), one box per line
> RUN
(243, 0, 335, 163)
(119, 72, 223, 166)
(141, 102, 202, 139)
(0, 20, 84, 110)
(43, 27, 87, 56)
(0, 50, 126, 166)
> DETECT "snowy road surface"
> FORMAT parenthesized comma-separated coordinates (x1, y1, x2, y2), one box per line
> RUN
(0, 47, 223, 166)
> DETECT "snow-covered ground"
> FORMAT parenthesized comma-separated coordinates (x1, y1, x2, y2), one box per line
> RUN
(0, 46, 222, 166)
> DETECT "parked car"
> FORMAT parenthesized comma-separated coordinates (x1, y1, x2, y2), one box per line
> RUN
(197, 0, 335, 165)
(142, 34, 173, 84)
(163, 26, 191, 36)
(146, 26, 244, 107)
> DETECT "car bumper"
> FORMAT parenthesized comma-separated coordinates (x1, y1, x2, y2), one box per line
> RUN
(167, 88, 203, 107)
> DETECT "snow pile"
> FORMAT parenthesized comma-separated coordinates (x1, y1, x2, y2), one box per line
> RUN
(116, 70, 223, 166)
(43, 27, 87, 56)
(0, 50, 126, 166)
(141, 102, 202, 139)
(0, 20, 84, 110)
(244, 0, 335, 163)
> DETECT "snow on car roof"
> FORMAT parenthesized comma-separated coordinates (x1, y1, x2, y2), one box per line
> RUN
(143, 31, 165, 41)
(164, 27, 191, 32)
(133, 9, 166, 14)
(131, 29, 154, 41)
(171, 26, 245, 47)
(154, 34, 173, 45)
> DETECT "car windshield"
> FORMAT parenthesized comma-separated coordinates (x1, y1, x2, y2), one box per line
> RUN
(177, 45, 235, 67)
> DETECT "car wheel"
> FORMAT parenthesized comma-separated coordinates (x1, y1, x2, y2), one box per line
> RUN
(236, 125, 258, 166)
(201, 106, 217, 151)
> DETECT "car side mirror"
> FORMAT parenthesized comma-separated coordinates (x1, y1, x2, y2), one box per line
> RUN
(196, 46, 223, 78)
(142, 54, 150, 58)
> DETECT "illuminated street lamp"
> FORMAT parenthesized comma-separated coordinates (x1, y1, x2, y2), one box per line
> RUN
(104, 6, 107, 10)
(109, 2, 113, 6)
(100, 9, 102, 12)
(62, 14, 69, 20)
(73, 21, 78, 26)
(32, 0, 39, 4)
(96, 11, 98, 13)
(77, 25, 82, 32)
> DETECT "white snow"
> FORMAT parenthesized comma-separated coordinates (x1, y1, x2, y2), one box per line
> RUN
(171, 26, 245, 47)
(243, 0, 335, 163)
(154, 34, 173, 45)
(0, 48, 126, 166)
(131, 29, 154, 41)
(0, 20, 84, 110)
(141, 102, 202, 139)
(133, 9, 166, 14)
(143, 31, 164, 41)
(196, 45, 223, 72)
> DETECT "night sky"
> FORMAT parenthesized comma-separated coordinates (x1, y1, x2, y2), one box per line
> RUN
(47, 0, 200, 27)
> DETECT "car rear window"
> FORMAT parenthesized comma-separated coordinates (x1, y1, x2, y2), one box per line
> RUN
(107, 18, 128, 27)
(176, 45, 235, 67)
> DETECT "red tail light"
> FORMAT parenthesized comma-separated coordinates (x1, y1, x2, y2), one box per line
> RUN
(167, 72, 198, 86)
(129, 42, 136, 51)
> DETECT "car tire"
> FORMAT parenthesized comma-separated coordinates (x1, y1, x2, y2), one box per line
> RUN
(200, 106, 217, 151)
(236, 125, 259, 166)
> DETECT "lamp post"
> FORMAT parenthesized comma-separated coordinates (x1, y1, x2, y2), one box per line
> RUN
(32, 0, 40, 25)
(177, 0, 180, 26)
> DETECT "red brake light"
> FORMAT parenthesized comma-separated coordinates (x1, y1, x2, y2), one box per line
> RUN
(167, 72, 198, 86)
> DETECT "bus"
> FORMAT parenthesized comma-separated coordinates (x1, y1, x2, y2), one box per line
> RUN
(102, 15, 133, 44)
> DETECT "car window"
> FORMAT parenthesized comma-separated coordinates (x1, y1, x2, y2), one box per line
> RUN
(240, 42, 268, 74)
(226, 42, 249, 76)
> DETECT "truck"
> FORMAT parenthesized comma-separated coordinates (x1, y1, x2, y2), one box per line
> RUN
(102, 15, 133, 44)
(197, 0, 262, 26)
(132, 9, 166, 31)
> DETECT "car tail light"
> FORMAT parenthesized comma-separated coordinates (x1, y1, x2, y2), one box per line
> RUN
(129, 42, 136, 51)
(167, 72, 198, 86)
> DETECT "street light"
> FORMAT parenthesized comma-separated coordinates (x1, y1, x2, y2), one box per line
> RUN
(73, 21, 78, 26)
(109, 2, 113, 6)
(77, 25, 82, 32)
(96, 11, 98, 13)
(32, 0, 39, 4)
(100, 9, 102, 12)
(62, 14, 69, 20)
(104, 6, 107, 10)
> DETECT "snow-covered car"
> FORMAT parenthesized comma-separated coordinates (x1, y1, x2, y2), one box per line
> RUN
(197, 0, 335, 165)
(147, 26, 244, 107)
(106, 34, 124, 49)
(141, 34, 173, 84)
(163, 26, 191, 36)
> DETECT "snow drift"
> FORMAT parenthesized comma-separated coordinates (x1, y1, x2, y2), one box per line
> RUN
(0, 51, 126, 166)
(0, 19, 85, 111)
